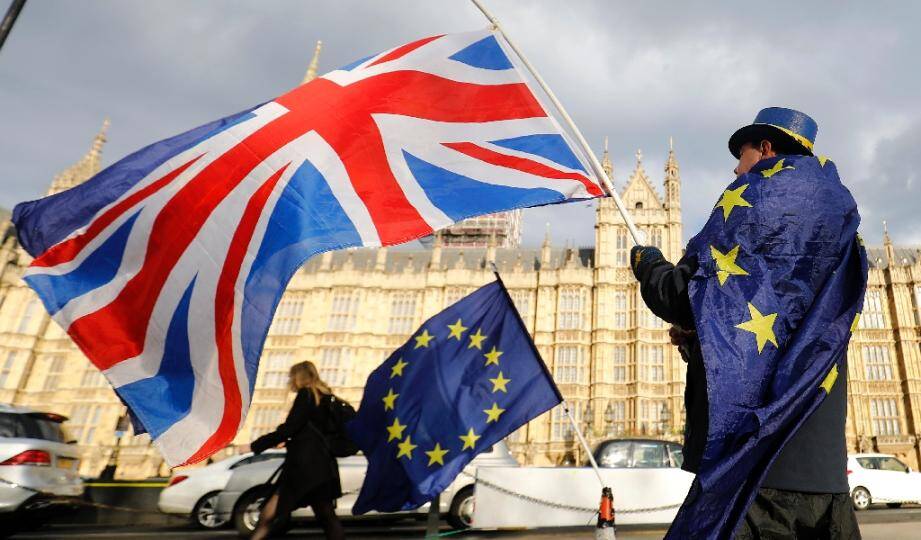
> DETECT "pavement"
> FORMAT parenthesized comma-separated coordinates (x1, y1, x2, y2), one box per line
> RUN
(12, 507, 921, 539)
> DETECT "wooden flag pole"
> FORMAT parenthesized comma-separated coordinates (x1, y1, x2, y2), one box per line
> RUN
(470, 0, 643, 246)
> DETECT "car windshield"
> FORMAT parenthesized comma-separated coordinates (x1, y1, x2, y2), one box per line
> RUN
(598, 442, 631, 468)
(0, 413, 65, 442)
(668, 444, 684, 468)
(632, 441, 668, 468)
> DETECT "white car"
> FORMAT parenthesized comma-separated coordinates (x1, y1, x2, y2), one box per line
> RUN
(217, 441, 519, 536)
(0, 404, 84, 536)
(847, 453, 921, 510)
(158, 450, 284, 528)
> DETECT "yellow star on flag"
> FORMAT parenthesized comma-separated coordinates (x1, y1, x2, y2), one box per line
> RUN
(386, 418, 407, 442)
(710, 245, 749, 285)
(850, 312, 861, 333)
(818, 155, 830, 167)
(447, 318, 468, 340)
(414, 329, 434, 349)
(382, 388, 399, 411)
(715, 184, 753, 221)
(390, 358, 408, 378)
(489, 371, 511, 393)
(468, 328, 487, 350)
(396, 436, 417, 459)
(735, 303, 779, 353)
(820, 364, 839, 394)
(483, 402, 505, 423)
(760, 158, 794, 178)
(484, 346, 503, 366)
(459, 427, 481, 450)
(425, 442, 449, 466)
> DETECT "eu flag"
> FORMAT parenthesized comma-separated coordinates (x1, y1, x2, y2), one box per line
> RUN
(346, 279, 561, 514)
(666, 155, 868, 538)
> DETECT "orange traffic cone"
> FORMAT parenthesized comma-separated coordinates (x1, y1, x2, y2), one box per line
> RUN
(595, 486, 616, 540)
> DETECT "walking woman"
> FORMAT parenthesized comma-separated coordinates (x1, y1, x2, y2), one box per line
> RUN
(248, 361, 344, 539)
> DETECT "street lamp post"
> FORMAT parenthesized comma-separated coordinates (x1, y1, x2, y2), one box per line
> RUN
(660, 403, 672, 436)
(580, 404, 592, 463)
(100, 413, 129, 481)
(604, 403, 614, 437)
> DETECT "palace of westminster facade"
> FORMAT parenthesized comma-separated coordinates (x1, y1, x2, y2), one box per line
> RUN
(2, 49, 921, 477)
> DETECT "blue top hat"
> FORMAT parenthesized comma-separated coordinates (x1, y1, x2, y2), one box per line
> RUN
(728, 107, 818, 158)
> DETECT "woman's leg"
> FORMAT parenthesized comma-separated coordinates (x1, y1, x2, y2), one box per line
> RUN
(251, 492, 279, 540)
(310, 499, 344, 540)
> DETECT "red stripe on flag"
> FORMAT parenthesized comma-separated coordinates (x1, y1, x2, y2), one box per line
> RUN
(68, 111, 321, 370)
(31, 155, 204, 268)
(442, 142, 604, 197)
(367, 34, 444, 67)
(184, 164, 289, 466)
(355, 72, 547, 123)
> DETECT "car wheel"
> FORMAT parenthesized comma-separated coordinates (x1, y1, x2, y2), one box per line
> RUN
(886, 502, 902, 509)
(447, 485, 475, 530)
(193, 491, 228, 529)
(233, 487, 290, 538)
(851, 487, 871, 511)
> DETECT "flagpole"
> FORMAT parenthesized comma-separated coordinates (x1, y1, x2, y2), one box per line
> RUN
(490, 262, 604, 488)
(563, 401, 605, 489)
(470, 0, 643, 246)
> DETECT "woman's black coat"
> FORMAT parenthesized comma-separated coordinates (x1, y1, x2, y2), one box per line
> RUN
(250, 389, 342, 510)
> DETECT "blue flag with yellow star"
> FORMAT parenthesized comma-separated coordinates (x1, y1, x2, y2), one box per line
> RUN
(346, 279, 561, 514)
(666, 155, 869, 538)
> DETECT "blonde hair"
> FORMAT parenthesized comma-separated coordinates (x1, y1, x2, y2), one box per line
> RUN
(289, 361, 332, 404)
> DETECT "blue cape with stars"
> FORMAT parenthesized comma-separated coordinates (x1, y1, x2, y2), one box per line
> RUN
(666, 155, 868, 539)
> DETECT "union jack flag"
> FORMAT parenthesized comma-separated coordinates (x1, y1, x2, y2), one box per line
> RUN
(12, 29, 603, 465)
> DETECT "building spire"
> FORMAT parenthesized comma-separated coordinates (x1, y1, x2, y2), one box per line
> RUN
(601, 136, 613, 180)
(302, 40, 323, 84)
(883, 220, 897, 266)
(90, 117, 109, 164)
(664, 137, 681, 212)
(630, 148, 646, 179)
(48, 118, 109, 195)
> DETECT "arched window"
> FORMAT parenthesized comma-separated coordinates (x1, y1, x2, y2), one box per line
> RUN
(635, 201, 644, 210)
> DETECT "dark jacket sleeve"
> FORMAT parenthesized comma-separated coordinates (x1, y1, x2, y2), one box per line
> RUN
(250, 389, 317, 454)
(634, 252, 699, 331)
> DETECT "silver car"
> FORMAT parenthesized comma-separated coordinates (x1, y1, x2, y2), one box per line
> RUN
(217, 441, 518, 536)
(0, 404, 84, 534)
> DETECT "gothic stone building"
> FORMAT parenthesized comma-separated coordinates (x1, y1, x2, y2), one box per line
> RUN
(1, 124, 920, 477)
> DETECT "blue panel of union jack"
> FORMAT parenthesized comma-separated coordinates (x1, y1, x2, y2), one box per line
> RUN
(10, 29, 602, 466)
(665, 155, 868, 538)
(346, 279, 561, 514)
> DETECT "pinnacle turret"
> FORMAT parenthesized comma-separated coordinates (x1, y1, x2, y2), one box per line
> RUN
(664, 136, 681, 211)
(302, 40, 323, 84)
(48, 118, 109, 195)
(601, 136, 613, 180)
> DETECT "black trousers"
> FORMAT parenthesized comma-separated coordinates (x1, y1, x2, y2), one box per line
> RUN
(735, 488, 861, 539)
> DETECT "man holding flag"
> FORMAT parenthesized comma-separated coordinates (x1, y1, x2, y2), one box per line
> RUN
(630, 108, 866, 538)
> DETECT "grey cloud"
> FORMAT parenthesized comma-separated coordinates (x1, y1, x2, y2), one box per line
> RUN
(1, 1, 917, 249)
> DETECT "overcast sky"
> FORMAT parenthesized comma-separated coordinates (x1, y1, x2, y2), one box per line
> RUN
(1, 1, 918, 248)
